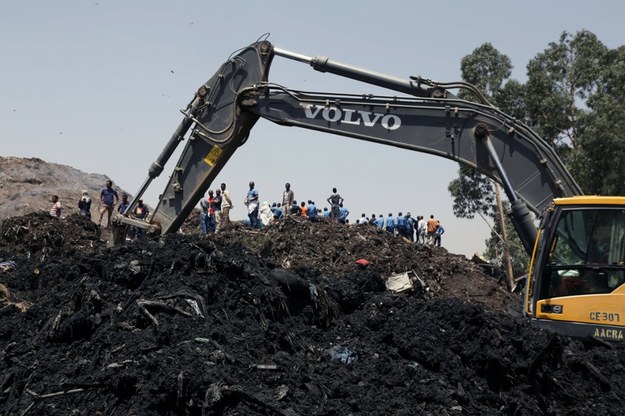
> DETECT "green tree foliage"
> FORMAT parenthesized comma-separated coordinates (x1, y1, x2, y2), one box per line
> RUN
(448, 165, 495, 219)
(525, 31, 607, 162)
(450, 31, 625, 274)
(570, 46, 625, 195)
(459, 43, 512, 102)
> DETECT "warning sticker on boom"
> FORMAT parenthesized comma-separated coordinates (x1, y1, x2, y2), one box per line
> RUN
(203, 145, 223, 167)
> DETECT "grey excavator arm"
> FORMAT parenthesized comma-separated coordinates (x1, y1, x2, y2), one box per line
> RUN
(117, 39, 582, 254)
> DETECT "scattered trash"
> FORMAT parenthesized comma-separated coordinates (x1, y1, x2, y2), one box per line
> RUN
(385, 271, 415, 293)
(255, 364, 279, 370)
(327, 344, 357, 364)
(0, 260, 16, 272)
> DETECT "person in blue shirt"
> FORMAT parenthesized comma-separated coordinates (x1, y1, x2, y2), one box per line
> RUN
(404, 212, 415, 242)
(434, 224, 445, 247)
(117, 193, 130, 215)
(338, 204, 350, 224)
(395, 212, 407, 238)
(386, 213, 395, 235)
(375, 214, 385, 228)
(323, 207, 330, 218)
(272, 202, 283, 221)
(307, 200, 318, 222)
(245, 181, 259, 228)
(98, 180, 119, 228)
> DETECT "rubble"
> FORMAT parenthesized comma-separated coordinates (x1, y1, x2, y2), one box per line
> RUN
(1, 212, 624, 415)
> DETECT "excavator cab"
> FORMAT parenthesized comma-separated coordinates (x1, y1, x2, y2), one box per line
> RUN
(526, 196, 625, 340)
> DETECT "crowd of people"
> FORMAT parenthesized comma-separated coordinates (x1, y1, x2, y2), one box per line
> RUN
(48, 180, 446, 246)
(48, 179, 151, 240)
(198, 182, 446, 247)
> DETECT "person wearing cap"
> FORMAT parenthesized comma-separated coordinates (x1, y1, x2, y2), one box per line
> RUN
(78, 190, 91, 218)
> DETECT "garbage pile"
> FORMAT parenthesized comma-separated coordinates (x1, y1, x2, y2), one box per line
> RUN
(1, 212, 624, 415)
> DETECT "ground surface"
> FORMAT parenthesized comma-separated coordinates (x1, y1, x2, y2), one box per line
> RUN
(1, 212, 625, 416)
(0, 156, 117, 220)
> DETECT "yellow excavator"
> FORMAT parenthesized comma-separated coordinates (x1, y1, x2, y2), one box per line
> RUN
(111, 36, 625, 341)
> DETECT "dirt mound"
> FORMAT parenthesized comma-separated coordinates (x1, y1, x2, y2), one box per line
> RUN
(1, 213, 624, 415)
(0, 157, 116, 220)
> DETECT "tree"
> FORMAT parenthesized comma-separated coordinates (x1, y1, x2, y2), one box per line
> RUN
(448, 165, 495, 220)
(449, 43, 528, 286)
(459, 43, 512, 101)
(524, 31, 607, 162)
(570, 46, 625, 195)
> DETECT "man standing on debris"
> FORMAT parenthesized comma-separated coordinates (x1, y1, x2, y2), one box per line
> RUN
(49, 195, 62, 218)
(404, 212, 415, 242)
(434, 223, 445, 247)
(386, 213, 395, 235)
(132, 199, 149, 239)
(220, 183, 232, 230)
(417, 216, 426, 244)
(307, 200, 318, 222)
(206, 190, 216, 233)
(375, 214, 385, 228)
(299, 201, 308, 218)
(98, 180, 119, 228)
(426, 214, 440, 244)
(245, 181, 259, 228)
(213, 188, 223, 231)
(282, 183, 294, 217)
(395, 212, 406, 237)
(327, 188, 343, 222)
(199, 191, 210, 235)
(338, 203, 349, 224)
(78, 190, 91, 218)
(117, 193, 130, 215)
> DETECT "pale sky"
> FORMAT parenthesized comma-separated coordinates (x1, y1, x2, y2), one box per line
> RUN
(2, 0, 625, 257)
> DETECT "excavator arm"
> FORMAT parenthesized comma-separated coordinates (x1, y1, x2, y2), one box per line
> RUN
(112, 38, 625, 341)
(115, 39, 582, 254)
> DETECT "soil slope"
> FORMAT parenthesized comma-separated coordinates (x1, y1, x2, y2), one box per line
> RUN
(1, 212, 624, 416)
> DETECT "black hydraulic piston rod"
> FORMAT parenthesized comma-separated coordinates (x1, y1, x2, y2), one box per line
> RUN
(475, 124, 537, 255)
(273, 47, 445, 99)
(127, 95, 204, 212)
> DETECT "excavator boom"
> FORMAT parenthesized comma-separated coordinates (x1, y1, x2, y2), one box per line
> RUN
(112, 38, 625, 340)
(120, 39, 580, 254)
